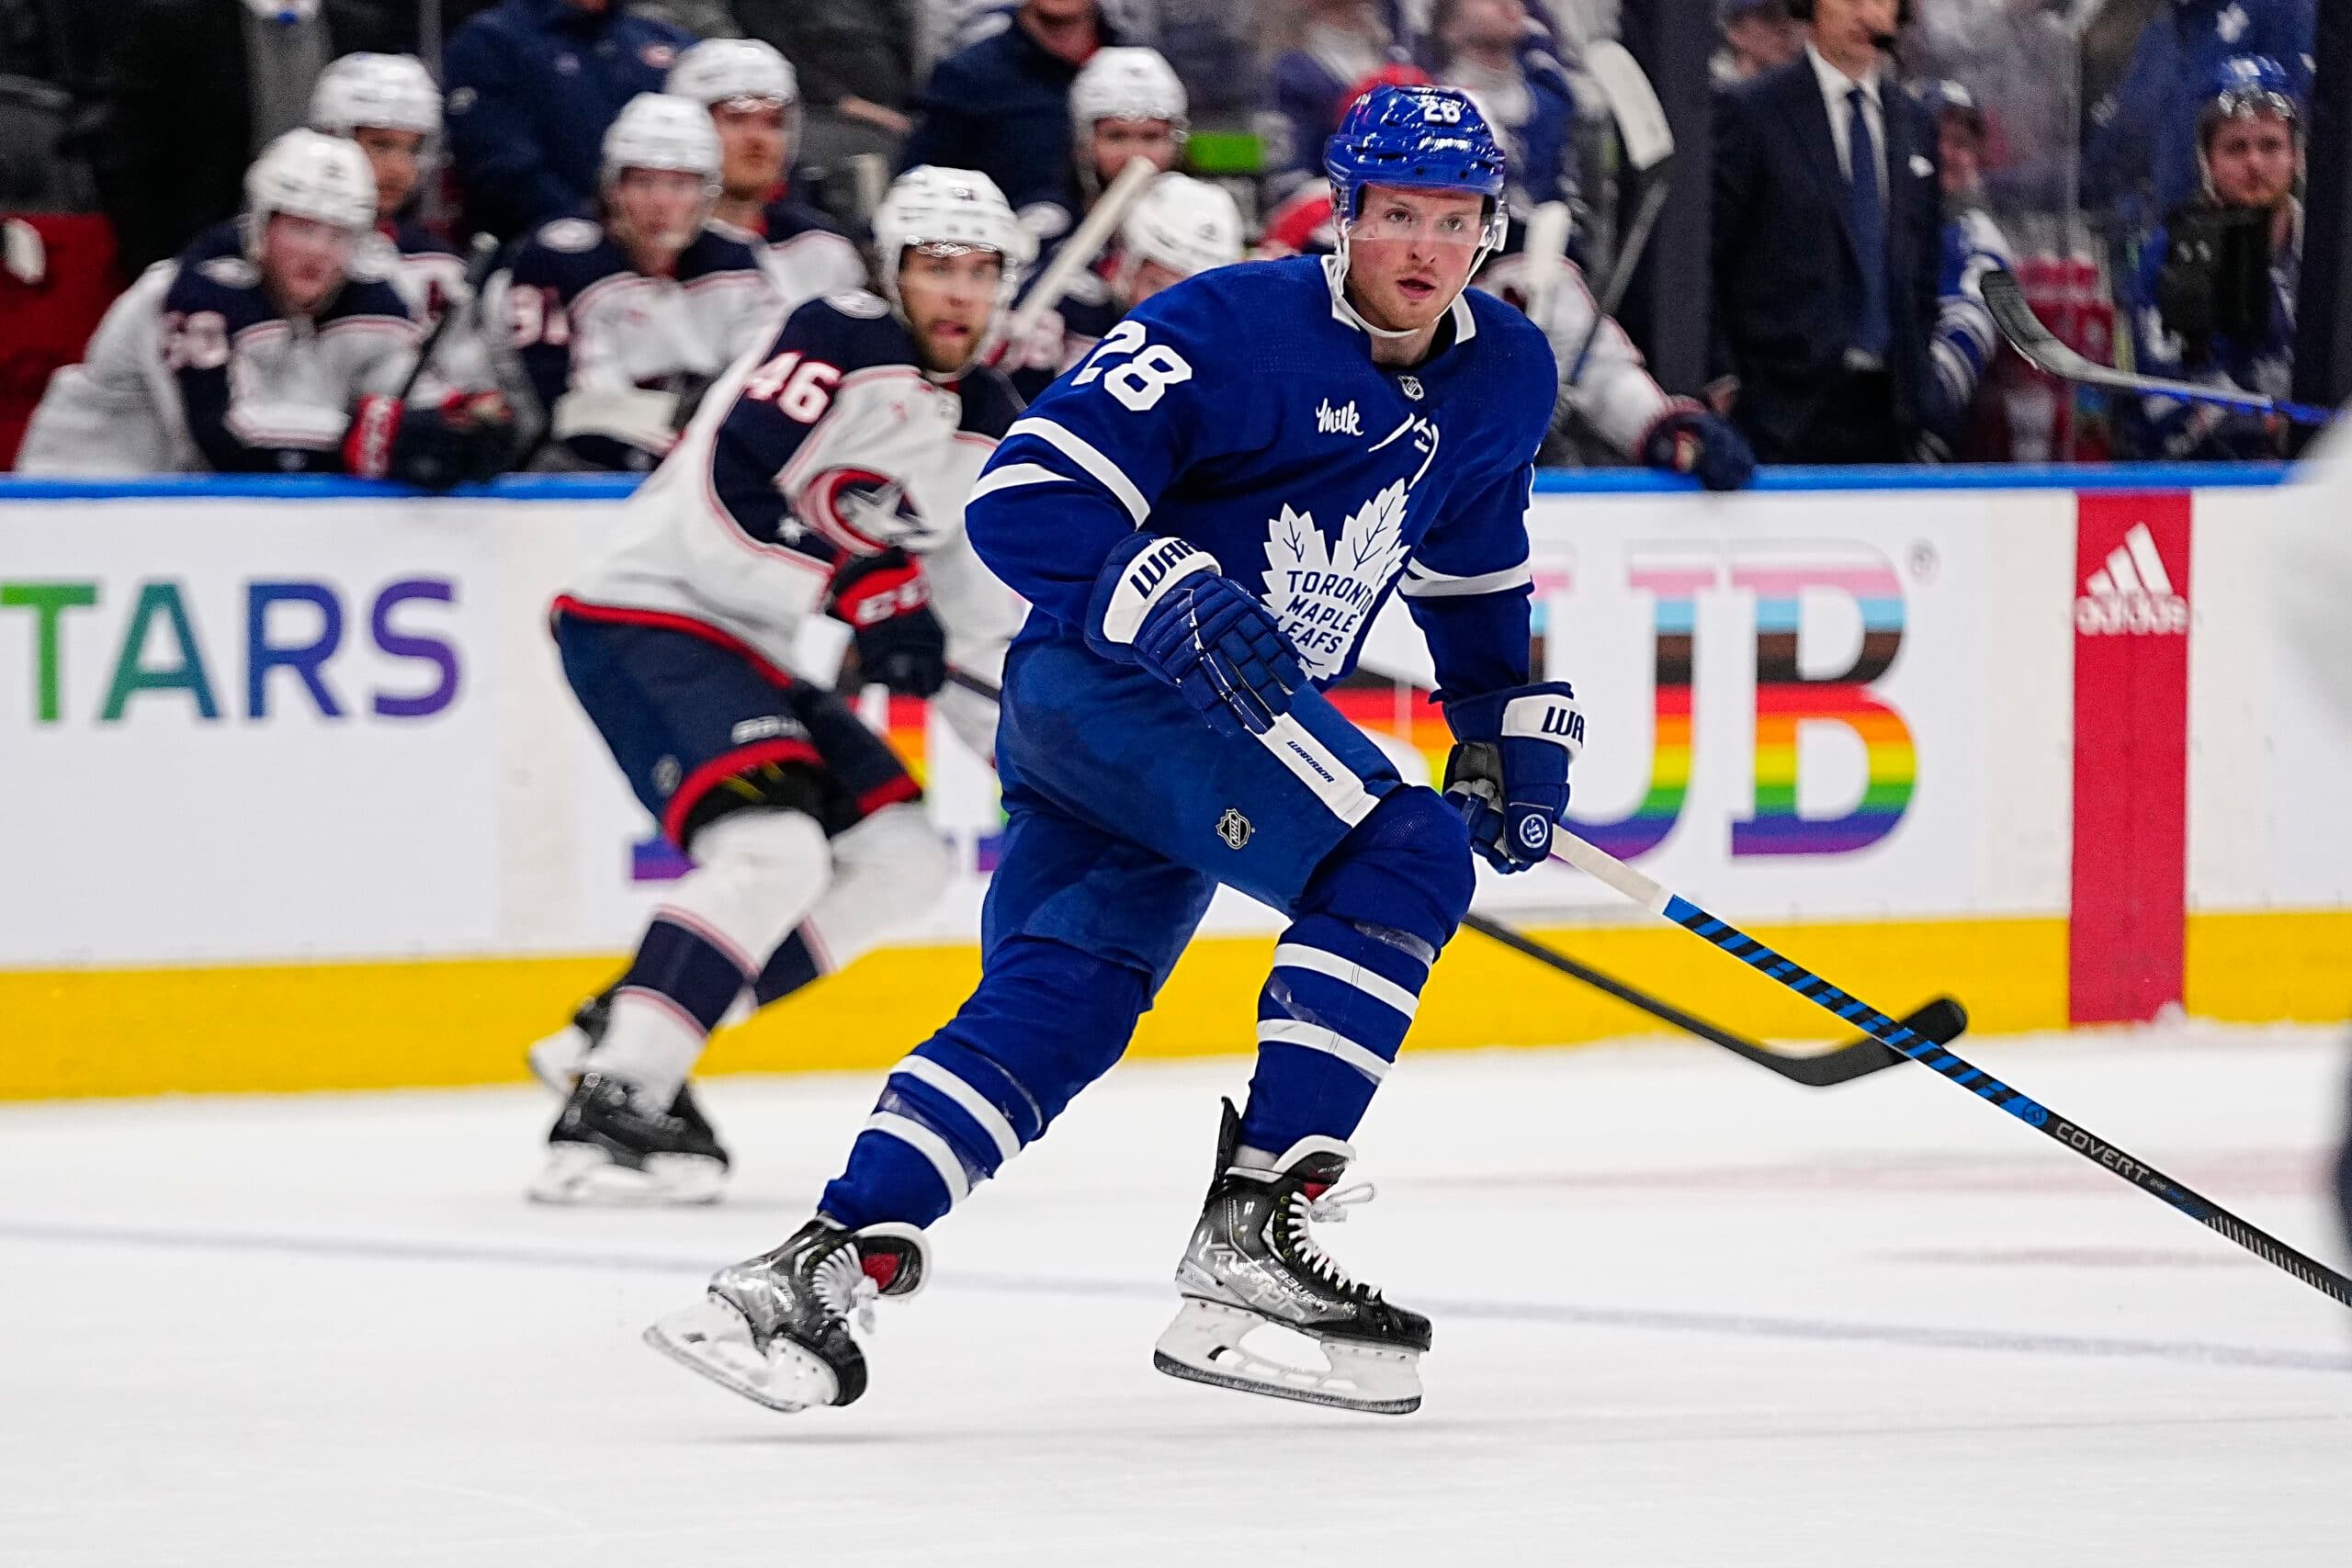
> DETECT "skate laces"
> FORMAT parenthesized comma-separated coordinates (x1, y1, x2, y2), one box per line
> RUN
(812, 1244, 883, 1335)
(1285, 1179, 1379, 1294)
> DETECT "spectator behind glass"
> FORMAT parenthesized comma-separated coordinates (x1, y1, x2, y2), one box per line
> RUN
(899, 0, 1117, 244)
(2119, 54, 2302, 460)
(443, 0, 695, 242)
(2085, 0, 2311, 234)
(1708, 0, 1942, 464)
(1427, 0, 1575, 214)
(97, 0, 348, 272)
(734, 0, 920, 175)
(1713, 0, 1802, 85)
(1263, 0, 1406, 186)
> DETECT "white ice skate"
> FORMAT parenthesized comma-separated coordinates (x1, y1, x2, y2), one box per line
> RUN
(647, 1219, 931, 1412)
(1152, 1100, 1429, 1416)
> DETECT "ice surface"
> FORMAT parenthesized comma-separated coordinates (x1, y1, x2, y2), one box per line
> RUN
(4, 1024, 2349, 1566)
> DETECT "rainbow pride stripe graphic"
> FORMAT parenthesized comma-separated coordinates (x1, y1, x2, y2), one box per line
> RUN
(1729, 556, 1915, 856)
(1566, 561, 1707, 860)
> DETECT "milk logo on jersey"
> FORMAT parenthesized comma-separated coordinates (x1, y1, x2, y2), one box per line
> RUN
(1316, 399, 1363, 436)
(1261, 479, 1415, 678)
(2076, 523, 2188, 636)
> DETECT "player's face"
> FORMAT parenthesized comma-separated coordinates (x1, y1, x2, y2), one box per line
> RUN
(1808, 0, 1896, 66)
(611, 167, 707, 258)
(352, 127, 424, 220)
(259, 213, 355, 314)
(1937, 116, 1982, 196)
(1725, 6, 1801, 75)
(1125, 256, 1187, 307)
(711, 100, 788, 199)
(1342, 185, 1487, 334)
(2208, 115, 2297, 209)
(1091, 119, 1181, 186)
(898, 245, 1004, 372)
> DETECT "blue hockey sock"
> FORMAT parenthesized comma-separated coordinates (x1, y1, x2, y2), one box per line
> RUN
(1241, 911, 1432, 1153)
(616, 914, 751, 1036)
(820, 938, 1148, 1229)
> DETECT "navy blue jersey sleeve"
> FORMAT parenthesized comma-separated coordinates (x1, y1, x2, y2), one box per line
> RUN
(163, 261, 367, 473)
(966, 278, 1259, 629)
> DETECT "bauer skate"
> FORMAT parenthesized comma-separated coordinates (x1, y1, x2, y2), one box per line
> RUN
(1153, 1099, 1430, 1415)
(645, 1218, 930, 1412)
(529, 1070, 730, 1206)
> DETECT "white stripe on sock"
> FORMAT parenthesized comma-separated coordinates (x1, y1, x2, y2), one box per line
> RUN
(892, 1055, 1022, 1166)
(1256, 1019, 1392, 1083)
(1272, 942, 1421, 1020)
(864, 1111, 970, 1204)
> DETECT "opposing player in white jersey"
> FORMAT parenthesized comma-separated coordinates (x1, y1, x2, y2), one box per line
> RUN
(20, 130, 507, 485)
(1473, 248, 1756, 488)
(488, 94, 782, 471)
(1001, 171, 1245, 402)
(526, 167, 1034, 1206)
(666, 38, 865, 316)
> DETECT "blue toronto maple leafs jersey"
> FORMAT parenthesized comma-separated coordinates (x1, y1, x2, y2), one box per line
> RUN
(968, 254, 1556, 700)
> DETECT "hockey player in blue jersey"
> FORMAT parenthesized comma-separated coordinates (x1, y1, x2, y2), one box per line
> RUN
(647, 85, 1576, 1417)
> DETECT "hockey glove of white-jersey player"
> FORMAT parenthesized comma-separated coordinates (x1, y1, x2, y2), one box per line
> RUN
(1086, 533, 1306, 739)
(1638, 404, 1756, 492)
(1442, 682, 1586, 873)
(345, 391, 515, 492)
(827, 548, 947, 697)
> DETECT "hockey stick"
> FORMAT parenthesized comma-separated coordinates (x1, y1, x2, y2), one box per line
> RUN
(1463, 911, 1964, 1087)
(1548, 828, 2352, 1309)
(1982, 267, 2338, 427)
(393, 231, 501, 405)
(1566, 41, 1674, 387)
(992, 155, 1159, 361)
(944, 667, 1943, 1082)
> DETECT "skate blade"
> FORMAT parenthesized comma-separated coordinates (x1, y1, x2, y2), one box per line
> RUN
(524, 1026, 591, 1095)
(526, 1144, 726, 1207)
(1152, 1298, 1422, 1416)
(643, 1297, 840, 1414)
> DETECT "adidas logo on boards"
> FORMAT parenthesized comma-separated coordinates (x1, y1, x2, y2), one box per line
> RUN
(2075, 523, 2188, 637)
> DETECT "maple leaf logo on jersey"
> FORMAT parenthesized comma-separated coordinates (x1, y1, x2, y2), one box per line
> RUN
(1261, 479, 1416, 678)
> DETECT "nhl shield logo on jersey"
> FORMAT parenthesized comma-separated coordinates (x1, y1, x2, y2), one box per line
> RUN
(1261, 479, 1415, 678)
(1216, 807, 1253, 850)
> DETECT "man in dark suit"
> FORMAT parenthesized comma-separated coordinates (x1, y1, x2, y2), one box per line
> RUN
(1709, 0, 1942, 463)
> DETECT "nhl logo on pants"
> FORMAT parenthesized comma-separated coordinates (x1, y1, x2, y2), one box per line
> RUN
(1216, 807, 1253, 850)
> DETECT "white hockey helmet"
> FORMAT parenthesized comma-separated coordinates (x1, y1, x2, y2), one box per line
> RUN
(667, 37, 798, 110)
(873, 164, 1035, 298)
(310, 51, 442, 138)
(1069, 46, 1188, 137)
(600, 93, 723, 190)
(1119, 173, 1243, 288)
(243, 128, 378, 246)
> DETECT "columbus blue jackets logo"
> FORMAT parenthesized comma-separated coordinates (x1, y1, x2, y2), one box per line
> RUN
(1216, 807, 1252, 850)
(803, 467, 933, 554)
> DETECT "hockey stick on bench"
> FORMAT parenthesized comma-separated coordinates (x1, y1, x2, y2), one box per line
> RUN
(944, 671, 1948, 1084)
(1982, 267, 2338, 427)
(1463, 911, 1962, 1087)
(1548, 827, 2352, 1309)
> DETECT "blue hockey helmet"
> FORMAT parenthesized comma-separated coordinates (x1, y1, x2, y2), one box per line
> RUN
(1324, 84, 1509, 263)
(2200, 54, 2301, 138)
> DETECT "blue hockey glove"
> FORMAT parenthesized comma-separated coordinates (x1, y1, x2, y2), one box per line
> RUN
(1086, 533, 1306, 738)
(1441, 682, 1586, 873)
(1640, 404, 1756, 491)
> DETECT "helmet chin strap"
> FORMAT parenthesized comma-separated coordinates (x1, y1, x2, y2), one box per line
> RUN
(1323, 247, 1430, 340)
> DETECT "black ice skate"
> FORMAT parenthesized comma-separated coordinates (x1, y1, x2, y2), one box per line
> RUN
(1153, 1099, 1430, 1415)
(524, 985, 612, 1093)
(645, 1218, 931, 1413)
(528, 1070, 730, 1206)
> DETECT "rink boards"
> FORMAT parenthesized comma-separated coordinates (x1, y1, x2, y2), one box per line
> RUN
(2, 466, 2346, 1097)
